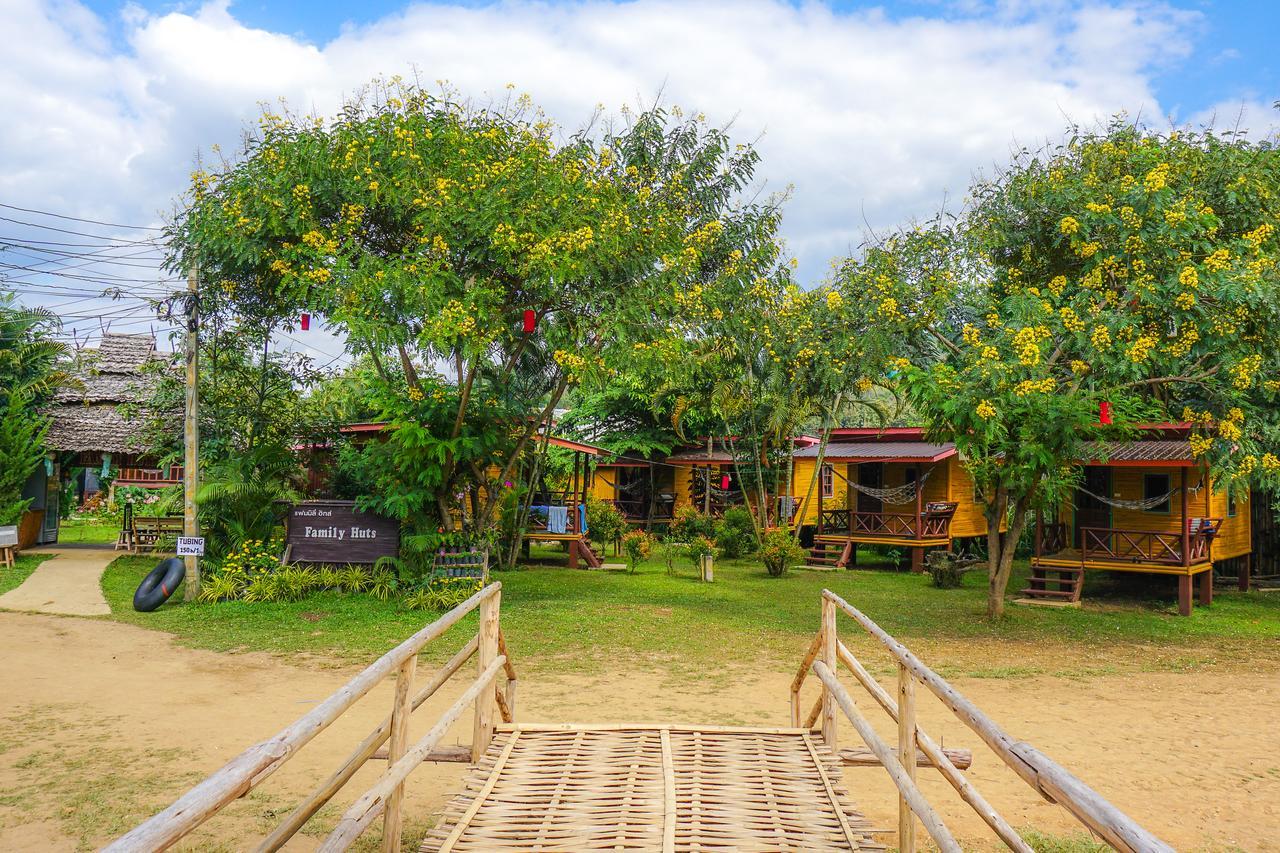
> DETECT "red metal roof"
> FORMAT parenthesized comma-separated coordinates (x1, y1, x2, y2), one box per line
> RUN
(793, 441, 955, 463)
(1081, 440, 1195, 466)
(827, 427, 927, 442)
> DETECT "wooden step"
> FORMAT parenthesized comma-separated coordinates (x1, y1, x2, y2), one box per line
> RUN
(1018, 587, 1078, 599)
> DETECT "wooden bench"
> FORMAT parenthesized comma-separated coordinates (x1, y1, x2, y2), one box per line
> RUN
(0, 525, 17, 568)
(131, 516, 185, 553)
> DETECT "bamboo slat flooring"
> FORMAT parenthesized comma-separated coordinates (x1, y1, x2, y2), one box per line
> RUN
(421, 725, 883, 852)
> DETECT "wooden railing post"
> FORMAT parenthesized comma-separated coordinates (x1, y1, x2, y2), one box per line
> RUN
(473, 587, 501, 762)
(820, 595, 838, 750)
(897, 662, 917, 853)
(382, 654, 417, 853)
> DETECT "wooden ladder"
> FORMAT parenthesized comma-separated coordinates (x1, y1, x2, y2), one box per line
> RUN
(808, 540, 853, 569)
(1020, 566, 1084, 603)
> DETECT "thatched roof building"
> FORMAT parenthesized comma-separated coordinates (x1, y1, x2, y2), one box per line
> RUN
(46, 334, 170, 456)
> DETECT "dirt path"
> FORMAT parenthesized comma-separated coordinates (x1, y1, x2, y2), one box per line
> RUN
(0, 545, 114, 616)
(0, 611, 1276, 851)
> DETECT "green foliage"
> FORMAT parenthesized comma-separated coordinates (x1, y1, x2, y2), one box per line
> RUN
(713, 507, 756, 558)
(669, 506, 715, 542)
(403, 576, 484, 611)
(0, 289, 66, 526)
(586, 497, 627, 549)
(682, 534, 719, 568)
(195, 444, 300, 562)
(759, 529, 806, 577)
(621, 529, 655, 572)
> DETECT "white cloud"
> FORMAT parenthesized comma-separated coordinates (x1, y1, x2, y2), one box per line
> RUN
(3, 0, 1273, 346)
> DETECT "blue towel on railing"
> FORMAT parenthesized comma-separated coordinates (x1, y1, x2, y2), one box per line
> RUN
(578, 503, 588, 534)
(546, 505, 568, 534)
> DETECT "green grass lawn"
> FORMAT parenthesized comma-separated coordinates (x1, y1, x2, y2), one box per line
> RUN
(58, 519, 122, 545)
(99, 543, 1280, 680)
(0, 553, 53, 596)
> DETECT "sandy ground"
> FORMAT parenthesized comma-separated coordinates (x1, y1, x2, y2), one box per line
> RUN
(0, 546, 113, 616)
(0, 612, 1277, 851)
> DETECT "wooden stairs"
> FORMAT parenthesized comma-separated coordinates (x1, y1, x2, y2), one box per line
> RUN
(571, 536, 603, 569)
(1018, 565, 1084, 606)
(807, 539, 853, 570)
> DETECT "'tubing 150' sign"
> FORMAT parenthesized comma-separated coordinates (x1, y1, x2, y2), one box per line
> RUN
(286, 500, 400, 564)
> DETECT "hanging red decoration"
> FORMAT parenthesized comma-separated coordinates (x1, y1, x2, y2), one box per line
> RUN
(721, 474, 730, 490)
(522, 309, 536, 333)
(300, 312, 310, 331)
(1099, 401, 1112, 425)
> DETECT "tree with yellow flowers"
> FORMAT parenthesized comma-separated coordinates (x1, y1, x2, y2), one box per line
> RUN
(170, 81, 779, 567)
(835, 121, 1280, 617)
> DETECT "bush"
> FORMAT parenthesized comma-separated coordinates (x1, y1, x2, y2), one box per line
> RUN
(669, 506, 715, 542)
(759, 530, 806, 577)
(621, 529, 654, 572)
(926, 551, 979, 589)
(587, 497, 627, 551)
(714, 507, 756, 558)
(403, 576, 483, 611)
(682, 534, 719, 568)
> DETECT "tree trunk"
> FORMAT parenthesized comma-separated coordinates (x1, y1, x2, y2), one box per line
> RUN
(985, 488, 1031, 619)
(794, 393, 842, 543)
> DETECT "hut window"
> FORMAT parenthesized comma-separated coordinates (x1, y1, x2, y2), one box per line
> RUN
(1142, 473, 1171, 514)
(820, 464, 834, 499)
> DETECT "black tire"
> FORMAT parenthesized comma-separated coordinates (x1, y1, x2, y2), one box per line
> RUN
(133, 557, 186, 612)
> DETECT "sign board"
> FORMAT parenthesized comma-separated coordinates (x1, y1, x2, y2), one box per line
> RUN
(176, 536, 206, 556)
(286, 500, 400, 564)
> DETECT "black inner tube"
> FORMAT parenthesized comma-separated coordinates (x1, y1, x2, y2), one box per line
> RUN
(133, 557, 186, 612)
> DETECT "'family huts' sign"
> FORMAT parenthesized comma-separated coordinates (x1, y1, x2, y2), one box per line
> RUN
(286, 500, 399, 564)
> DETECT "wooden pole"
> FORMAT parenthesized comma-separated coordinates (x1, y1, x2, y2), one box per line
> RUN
(704, 436, 713, 515)
(1180, 468, 1189, 569)
(473, 588, 500, 761)
(182, 260, 200, 601)
(382, 655, 417, 853)
(820, 595, 838, 750)
(897, 663, 917, 853)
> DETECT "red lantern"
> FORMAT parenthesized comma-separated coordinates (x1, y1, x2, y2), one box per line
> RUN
(522, 309, 536, 333)
(721, 474, 730, 490)
(300, 312, 310, 331)
(1099, 401, 1112, 425)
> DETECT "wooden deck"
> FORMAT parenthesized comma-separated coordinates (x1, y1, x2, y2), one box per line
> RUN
(1034, 549, 1212, 576)
(421, 724, 882, 852)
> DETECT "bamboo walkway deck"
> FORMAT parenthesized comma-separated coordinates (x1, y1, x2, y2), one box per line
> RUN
(420, 724, 884, 852)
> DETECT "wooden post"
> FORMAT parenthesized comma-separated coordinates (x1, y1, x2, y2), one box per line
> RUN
(1240, 553, 1251, 592)
(382, 654, 417, 853)
(915, 473, 923, 540)
(897, 663, 917, 853)
(1197, 569, 1213, 606)
(820, 595, 838, 750)
(473, 588, 500, 761)
(910, 547, 923, 573)
(182, 260, 201, 601)
(817, 467, 825, 534)
(1177, 575, 1192, 617)
(1180, 468, 1189, 568)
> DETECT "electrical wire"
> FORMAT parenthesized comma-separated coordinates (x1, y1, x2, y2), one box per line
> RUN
(0, 202, 166, 231)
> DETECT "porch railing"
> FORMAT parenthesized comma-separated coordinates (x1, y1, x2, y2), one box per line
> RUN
(819, 506, 956, 540)
(1039, 519, 1221, 566)
(115, 466, 183, 485)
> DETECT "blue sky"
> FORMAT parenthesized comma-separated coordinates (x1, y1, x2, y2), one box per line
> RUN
(77, 0, 1278, 122)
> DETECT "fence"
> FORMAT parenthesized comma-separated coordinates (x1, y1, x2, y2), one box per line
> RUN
(791, 589, 1173, 853)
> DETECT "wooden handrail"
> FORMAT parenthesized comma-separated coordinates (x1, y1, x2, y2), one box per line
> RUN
(320, 656, 507, 850)
(811, 661, 961, 852)
(821, 589, 1173, 853)
(106, 583, 504, 852)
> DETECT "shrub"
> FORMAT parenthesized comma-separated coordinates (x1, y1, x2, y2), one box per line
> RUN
(669, 506, 715, 542)
(682, 535, 719, 568)
(587, 497, 628, 551)
(713, 507, 756, 559)
(759, 530, 806, 577)
(621, 529, 654, 572)
(404, 576, 484, 611)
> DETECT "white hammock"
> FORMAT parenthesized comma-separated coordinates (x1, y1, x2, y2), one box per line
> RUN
(1077, 481, 1202, 511)
(835, 466, 935, 506)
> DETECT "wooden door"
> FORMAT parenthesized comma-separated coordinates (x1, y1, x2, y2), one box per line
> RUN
(1073, 466, 1112, 548)
(857, 463, 883, 514)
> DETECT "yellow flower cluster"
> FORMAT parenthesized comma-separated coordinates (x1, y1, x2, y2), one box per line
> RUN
(1217, 419, 1242, 441)
(1011, 325, 1050, 365)
(1070, 359, 1089, 375)
(1175, 292, 1195, 309)
(1077, 242, 1100, 258)
(1119, 206, 1140, 229)
(1264, 454, 1280, 472)
(1238, 455, 1257, 476)
(1059, 306, 1084, 332)
(962, 323, 982, 346)
(854, 377, 873, 393)
(1143, 163, 1170, 193)
(976, 400, 996, 419)
(1189, 433, 1213, 456)
(407, 386, 424, 402)
(1126, 333, 1157, 363)
(1230, 354, 1262, 389)
(1203, 248, 1231, 271)
(981, 345, 999, 360)
(1178, 266, 1198, 289)
(1090, 325, 1111, 349)
(825, 290, 844, 311)
(1244, 222, 1275, 249)
(1013, 378, 1055, 396)
(1163, 208, 1187, 227)
(878, 296, 904, 320)
(1048, 275, 1067, 296)
(1059, 216, 1080, 235)
(1167, 326, 1199, 357)
(1085, 202, 1111, 214)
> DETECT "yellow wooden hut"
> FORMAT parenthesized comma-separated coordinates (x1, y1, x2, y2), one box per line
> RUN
(791, 428, 989, 571)
(1026, 427, 1251, 615)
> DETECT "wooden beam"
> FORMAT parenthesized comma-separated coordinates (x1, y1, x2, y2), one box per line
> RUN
(841, 746, 972, 770)
(898, 663, 918, 853)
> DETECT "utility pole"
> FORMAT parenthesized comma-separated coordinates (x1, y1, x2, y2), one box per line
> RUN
(182, 260, 201, 601)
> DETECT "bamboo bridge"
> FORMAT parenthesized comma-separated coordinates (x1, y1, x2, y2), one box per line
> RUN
(107, 584, 1172, 853)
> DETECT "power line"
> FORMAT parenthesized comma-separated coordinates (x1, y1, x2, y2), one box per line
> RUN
(0, 202, 165, 231)
(0, 215, 164, 244)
